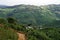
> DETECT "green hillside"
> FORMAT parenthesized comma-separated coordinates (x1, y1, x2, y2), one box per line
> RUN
(0, 4, 60, 40)
(0, 18, 60, 40)
(0, 4, 60, 26)
(0, 20, 18, 40)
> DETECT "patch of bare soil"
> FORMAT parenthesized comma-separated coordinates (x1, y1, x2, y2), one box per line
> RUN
(17, 32, 26, 40)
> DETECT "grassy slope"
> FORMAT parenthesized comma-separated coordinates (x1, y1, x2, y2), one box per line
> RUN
(0, 24, 18, 40)
(0, 23, 60, 40)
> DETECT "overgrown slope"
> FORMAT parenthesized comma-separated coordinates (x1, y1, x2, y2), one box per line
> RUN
(0, 18, 60, 40)
(0, 24, 18, 40)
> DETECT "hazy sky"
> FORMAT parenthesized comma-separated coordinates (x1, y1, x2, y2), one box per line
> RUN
(0, 0, 60, 6)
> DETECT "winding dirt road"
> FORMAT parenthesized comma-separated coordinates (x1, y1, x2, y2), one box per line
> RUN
(17, 32, 26, 40)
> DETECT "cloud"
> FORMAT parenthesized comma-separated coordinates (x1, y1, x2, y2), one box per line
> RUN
(0, 0, 60, 6)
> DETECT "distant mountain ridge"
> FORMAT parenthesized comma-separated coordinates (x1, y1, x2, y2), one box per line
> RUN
(0, 5, 8, 8)
(0, 4, 39, 8)
(0, 5, 19, 8)
(0, 4, 60, 26)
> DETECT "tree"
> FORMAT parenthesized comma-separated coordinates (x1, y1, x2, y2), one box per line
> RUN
(7, 17, 16, 24)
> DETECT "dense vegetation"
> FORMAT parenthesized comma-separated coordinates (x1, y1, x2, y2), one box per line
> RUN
(0, 18, 60, 40)
(0, 18, 18, 40)
(26, 28, 60, 40)
(0, 4, 60, 40)
(0, 4, 60, 26)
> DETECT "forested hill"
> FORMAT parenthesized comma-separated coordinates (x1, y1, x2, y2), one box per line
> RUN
(0, 4, 60, 26)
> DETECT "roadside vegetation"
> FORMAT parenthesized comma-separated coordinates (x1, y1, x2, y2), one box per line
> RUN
(0, 18, 60, 40)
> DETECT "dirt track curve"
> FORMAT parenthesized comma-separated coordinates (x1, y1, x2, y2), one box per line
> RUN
(17, 32, 26, 40)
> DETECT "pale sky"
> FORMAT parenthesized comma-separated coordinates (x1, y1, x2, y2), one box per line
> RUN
(0, 0, 60, 6)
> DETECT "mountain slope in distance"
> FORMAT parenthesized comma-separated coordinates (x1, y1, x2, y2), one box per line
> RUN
(0, 4, 60, 26)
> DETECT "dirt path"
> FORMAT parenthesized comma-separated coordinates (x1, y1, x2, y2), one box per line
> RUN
(17, 32, 26, 40)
